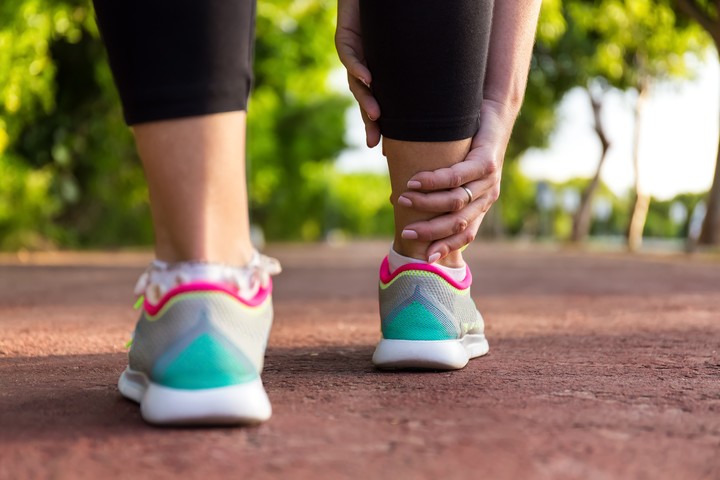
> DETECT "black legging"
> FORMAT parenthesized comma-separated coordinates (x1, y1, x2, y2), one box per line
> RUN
(93, 0, 493, 142)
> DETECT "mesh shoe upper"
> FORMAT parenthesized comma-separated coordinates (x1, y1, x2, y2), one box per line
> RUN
(378, 257, 484, 341)
(128, 288, 274, 390)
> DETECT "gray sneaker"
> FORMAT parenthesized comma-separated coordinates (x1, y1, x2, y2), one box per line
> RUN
(118, 255, 280, 425)
(373, 256, 489, 369)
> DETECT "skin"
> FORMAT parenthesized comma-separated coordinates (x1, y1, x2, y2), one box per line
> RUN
(386, 138, 472, 268)
(133, 112, 254, 266)
(336, 0, 542, 262)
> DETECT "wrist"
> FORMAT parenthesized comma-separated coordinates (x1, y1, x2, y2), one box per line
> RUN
(473, 99, 516, 149)
(481, 97, 520, 125)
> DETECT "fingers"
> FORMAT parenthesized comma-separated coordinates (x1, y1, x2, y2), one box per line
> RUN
(348, 74, 380, 122)
(337, 42, 372, 86)
(361, 109, 381, 148)
(426, 216, 484, 263)
(399, 179, 499, 213)
(334, 15, 372, 86)
(347, 73, 381, 147)
(407, 151, 499, 192)
(402, 194, 495, 243)
(335, 8, 381, 149)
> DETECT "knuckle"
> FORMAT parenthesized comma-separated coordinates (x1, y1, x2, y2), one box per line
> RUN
(484, 160, 498, 176)
(454, 217, 469, 234)
(465, 230, 476, 244)
(449, 196, 464, 212)
(449, 173, 463, 188)
(421, 176, 435, 190)
(421, 228, 435, 241)
(489, 186, 501, 203)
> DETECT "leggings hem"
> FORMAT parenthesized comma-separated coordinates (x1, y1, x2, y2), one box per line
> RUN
(124, 97, 248, 126)
(379, 115, 480, 142)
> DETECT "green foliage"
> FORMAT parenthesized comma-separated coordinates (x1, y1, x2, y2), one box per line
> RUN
(644, 192, 705, 237)
(248, 0, 352, 240)
(0, 153, 59, 249)
(323, 170, 394, 238)
(520, 0, 709, 158)
(568, 0, 709, 87)
(278, 164, 394, 240)
(0, 0, 140, 248)
(0, 0, 352, 249)
(13, 30, 151, 247)
(497, 162, 536, 235)
(509, 0, 576, 159)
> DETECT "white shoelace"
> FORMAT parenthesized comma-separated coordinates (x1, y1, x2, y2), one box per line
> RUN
(134, 251, 282, 305)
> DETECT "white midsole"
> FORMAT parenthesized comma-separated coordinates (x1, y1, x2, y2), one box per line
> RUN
(372, 334, 489, 370)
(118, 367, 271, 425)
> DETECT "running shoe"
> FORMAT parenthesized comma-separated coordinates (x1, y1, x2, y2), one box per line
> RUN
(118, 254, 280, 425)
(373, 256, 489, 369)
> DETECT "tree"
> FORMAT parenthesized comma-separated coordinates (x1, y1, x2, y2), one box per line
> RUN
(571, 81, 612, 243)
(627, 76, 651, 251)
(669, 0, 720, 245)
(486, 0, 581, 235)
(555, 0, 707, 243)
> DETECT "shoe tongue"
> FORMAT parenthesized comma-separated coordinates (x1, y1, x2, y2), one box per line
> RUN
(135, 253, 281, 305)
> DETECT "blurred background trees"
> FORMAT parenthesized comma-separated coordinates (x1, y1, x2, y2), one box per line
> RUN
(0, 0, 717, 251)
(541, 0, 708, 247)
(667, 0, 720, 244)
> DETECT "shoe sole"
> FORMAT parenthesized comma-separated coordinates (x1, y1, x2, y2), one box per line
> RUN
(118, 367, 272, 425)
(372, 334, 489, 370)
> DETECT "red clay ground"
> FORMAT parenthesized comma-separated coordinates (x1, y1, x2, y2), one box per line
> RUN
(0, 242, 718, 480)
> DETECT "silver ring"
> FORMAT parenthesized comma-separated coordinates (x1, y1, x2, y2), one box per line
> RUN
(462, 186, 473, 204)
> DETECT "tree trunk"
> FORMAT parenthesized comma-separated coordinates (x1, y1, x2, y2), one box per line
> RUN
(571, 86, 611, 243)
(627, 81, 651, 252)
(673, 0, 720, 245)
(699, 132, 720, 245)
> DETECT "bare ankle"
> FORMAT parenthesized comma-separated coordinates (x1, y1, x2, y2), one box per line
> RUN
(392, 238, 465, 268)
(154, 239, 255, 266)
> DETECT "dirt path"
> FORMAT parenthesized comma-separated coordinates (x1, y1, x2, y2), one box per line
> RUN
(1, 242, 718, 480)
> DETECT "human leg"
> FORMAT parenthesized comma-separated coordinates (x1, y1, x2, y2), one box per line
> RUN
(94, 0, 257, 265)
(384, 139, 471, 268)
(360, 0, 494, 266)
(94, 0, 276, 424)
(133, 113, 253, 266)
(359, 0, 494, 368)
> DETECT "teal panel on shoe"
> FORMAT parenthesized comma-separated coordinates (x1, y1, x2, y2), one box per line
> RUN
(383, 301, 455, 341)
(154, 333, 257, 389)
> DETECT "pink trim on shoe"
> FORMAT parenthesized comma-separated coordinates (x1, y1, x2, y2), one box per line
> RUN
(379, 256, 472, 290)
(143, 280, 272, 315)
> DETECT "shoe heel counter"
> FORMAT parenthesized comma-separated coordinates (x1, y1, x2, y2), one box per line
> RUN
(152, 332, 258, 390)
(380, 281, 459, 341)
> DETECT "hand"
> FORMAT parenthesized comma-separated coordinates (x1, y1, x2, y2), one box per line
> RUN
(399, 100, 517, 262)
(335, 0, 381, 148)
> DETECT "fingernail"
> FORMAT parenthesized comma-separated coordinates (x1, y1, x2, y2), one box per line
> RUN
(407, 180, 422, 189)
(359, 77, 370, 88)
(397, 195, 412, 207)
(367, 114, 376, 122)
(428, 253, 441, 264)
(401, 229, 418, 240)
